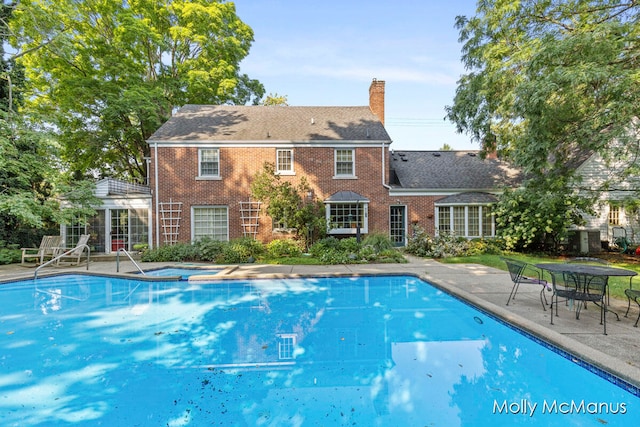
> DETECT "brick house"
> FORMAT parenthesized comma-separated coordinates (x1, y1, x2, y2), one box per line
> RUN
(142, 79, 521, 250)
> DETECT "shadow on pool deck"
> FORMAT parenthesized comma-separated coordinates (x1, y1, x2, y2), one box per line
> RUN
(2, 255, 639, 388)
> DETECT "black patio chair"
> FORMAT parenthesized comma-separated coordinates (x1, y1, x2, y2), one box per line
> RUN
(624, 287, 640, 327)
(501, 257, 549, 310)
(564, 272, 609, 334)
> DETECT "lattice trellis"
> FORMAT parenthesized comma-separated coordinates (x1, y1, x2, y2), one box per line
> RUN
(159, 200, 183, 245)
(239, 201, 261, 239)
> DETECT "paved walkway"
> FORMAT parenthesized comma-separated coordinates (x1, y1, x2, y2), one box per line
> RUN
(2, 255, 640, 388)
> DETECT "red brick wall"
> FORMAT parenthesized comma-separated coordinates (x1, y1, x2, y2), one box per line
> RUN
(369, 79, 385, 125)
(149, 144, 437, 245)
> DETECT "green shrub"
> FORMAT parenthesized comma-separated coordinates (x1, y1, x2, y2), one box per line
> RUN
(217, 238, 265, 264)
(132, 243, 149, 253)
(309, 237, 341, 258)
(266, 238, 302, 258)
(196, 237, 227, 262)
(0, 248, 21, 265)
(338, 237, 360, 253)
(406, 225, 434, 257)
(406, 225, 505, 258)
(141, 243, 200, 262)
(362, 232, 395, 253)
(308, 237, 363, 264)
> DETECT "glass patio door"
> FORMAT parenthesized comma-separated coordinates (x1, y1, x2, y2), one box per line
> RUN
(110, 209, 129, 252)
(390, 206, 406, 247)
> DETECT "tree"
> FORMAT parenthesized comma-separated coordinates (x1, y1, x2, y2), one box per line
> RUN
(0, 2, 102, 247)
(260, 93, 289, 106)
(439, 143, 452, 151)
(447, 0, 640, 250)
(494, 184, 592, 252)
(9, 0, 265, 182)
(448, 0, 640, 179)
(250, 162, 326, 248)
(0, 1, 58, 245)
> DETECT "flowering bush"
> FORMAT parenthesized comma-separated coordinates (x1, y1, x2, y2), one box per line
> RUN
(406, 225, 503, 258)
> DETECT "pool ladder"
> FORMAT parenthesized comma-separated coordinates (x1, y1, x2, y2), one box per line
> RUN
(116, 248, 146, 275)
(34, 245, 91, 280)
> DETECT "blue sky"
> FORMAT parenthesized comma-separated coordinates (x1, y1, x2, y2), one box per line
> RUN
(236, 0, 479, 151)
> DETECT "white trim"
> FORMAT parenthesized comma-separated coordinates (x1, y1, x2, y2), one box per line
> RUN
(325, 202, 369, 234)
(435, 205, 496, 238)
(154, 142, 159, 249)
(389, 189, 502, 197)
(191, 205, 229, 242)
(334, 148, 356, 179)
(276, 148, 295, 174)
(149, 140, 389, 148)
(198, 148, 220, 178)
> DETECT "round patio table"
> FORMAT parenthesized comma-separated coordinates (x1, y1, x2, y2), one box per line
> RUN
(535, 263, 637, 334)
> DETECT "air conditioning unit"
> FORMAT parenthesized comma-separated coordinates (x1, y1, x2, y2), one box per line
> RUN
(567, 229, 601, 254)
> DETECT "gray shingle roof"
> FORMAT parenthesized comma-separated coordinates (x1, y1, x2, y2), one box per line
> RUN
(435, 192, 499, 204)
(325, 191, 369, 202)
(148, 105, 391, 142)
(390, 150, 522, 190)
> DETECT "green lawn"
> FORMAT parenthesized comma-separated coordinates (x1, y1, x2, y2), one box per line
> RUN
(440, 253, 640, 301)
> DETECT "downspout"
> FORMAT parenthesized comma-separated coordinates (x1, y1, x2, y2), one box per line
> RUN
(382, 140, 391, 189)
(154, 141, 160, 248)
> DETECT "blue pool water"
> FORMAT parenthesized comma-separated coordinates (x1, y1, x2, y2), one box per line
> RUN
(0, 274, 638, 426)
(141, 267, 221, 279)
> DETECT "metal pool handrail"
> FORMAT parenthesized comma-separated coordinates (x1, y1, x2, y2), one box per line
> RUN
(34, 245, 91, 280)
(116, 248, 145, 275)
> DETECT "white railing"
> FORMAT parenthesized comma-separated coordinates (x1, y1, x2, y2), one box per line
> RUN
(34, 245, 91, 280)
(116, 248, 145, 275)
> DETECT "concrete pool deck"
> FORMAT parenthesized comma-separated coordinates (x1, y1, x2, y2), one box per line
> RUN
(2, 255, 640, 390)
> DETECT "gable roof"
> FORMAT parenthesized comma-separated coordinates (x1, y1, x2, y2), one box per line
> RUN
(390, 150, 522, 190)
(148, 105, 391, 143)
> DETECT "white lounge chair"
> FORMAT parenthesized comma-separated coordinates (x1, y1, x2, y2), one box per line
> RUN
(21, 235, 63, 265)
(56, 234, 91, 266)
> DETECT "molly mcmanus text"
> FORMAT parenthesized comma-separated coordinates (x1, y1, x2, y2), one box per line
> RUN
(493, 399, 627, 416)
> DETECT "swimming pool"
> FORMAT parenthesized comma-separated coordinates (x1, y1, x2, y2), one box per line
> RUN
(140, 267, 222, 279)
(1, 274, 638, 426)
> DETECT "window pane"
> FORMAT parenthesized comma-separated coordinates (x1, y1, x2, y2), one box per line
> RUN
(278, 335, 296, 360)
(329, 203, 365, 229)
(482, 206, 493, 236)
(453, 207, 465, 236)
(335, 149, 353, 176)
(438, 207, 450, 233)
(65, 222, 86, 247)
(609, 204, 620, 225)
(276, 149, 293, 172)
(468, 206, 480, 237)
(200, 149, 219, 176)
(130, 209, 149, 247)
(193, 207, 228, 241)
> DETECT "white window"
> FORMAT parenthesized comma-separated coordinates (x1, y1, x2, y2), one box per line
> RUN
(198, 148, 220, 178)
(326, 202, 368, 234)
(609, 204, 621, 225)
(276, 149, 294, 174)
(192, 206, 228, 241)
(334, 149, 355, 178)
(438, 207, 451, 233)
(437, 205, 495, 238)
(468, 206, 480, 236)
(277, 334, 297, 360)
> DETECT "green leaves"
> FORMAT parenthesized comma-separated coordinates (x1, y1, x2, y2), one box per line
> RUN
(449, 1, 640, 251)
(250, 162, 326, 247)
(9, 0, 265, 181)
(448, 0, 640, 178)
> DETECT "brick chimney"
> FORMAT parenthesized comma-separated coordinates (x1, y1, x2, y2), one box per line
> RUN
(369, 78, 385, 125)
